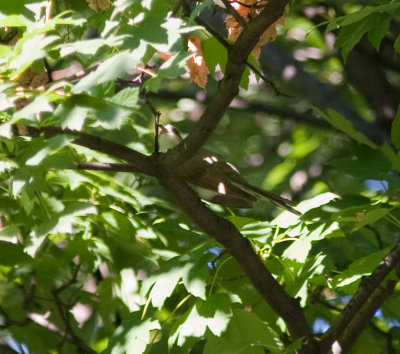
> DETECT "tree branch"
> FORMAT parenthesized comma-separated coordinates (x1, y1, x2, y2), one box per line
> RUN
(319, 242, 400, 352)
(164, 0, 290, 168)
(335, 279, 397, 353)
(12, 125, 158, 177)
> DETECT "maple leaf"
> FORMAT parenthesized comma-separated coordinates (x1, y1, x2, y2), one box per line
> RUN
(186, 38, 208, 89)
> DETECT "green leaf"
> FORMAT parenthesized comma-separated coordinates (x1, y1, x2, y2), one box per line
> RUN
(10, 34, 60, 74)
(330, 146, 391, 180)
(394, 35, 400, 54)
(181, 254, 210, 300)
(56, 98, 89, 130)
(24, 202, 97, 256)
(332, 248, 389, 294)
(351, 207, 390, 232)
(203, 36, 228, 75)
(188, 0, 214, 23)
(0, 225, 20, 241)
(10, 322, 60, 353)
(108, 87, 140, 108)
(334, 15, 375, 61)
(128, 14, 192, 53)
(105, 311, 160, 354)
(339, 7, 377, 27)
(111, 0, 142, 18)
(272, 193, 338, 228)
(0, 44, 12, 58)
(351, 328, 386, 353)
(203, 309, 283, 353)
(72, 46, 146, 93)
(141, 252, 210, 307)
(240, 65, 250, 91)
(367, 13, 390, 51)
(284, 254, 328, 306)
(329, 4, 400, 59)
(14, 96, 53, 121)
(23, 135, 72, 166)
(392, 104, 400, 150)
(0, 14, 28, 27)
(282, 238, 312, 265)
(57, 36, 125, 56)
(0, 241, 31, 265)
(315, 108, 377, 149)
(56, 94, 133, 130)
(237, 220, 273, 243)
(0, 156, 18, 172)
(145, 51, 192, 92)
(140, 255, 189, 308)
(170, 293, 239, 348)
(381, 143, 400, 172)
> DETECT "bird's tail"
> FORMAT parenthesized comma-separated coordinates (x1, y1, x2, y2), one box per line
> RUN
(231, 181, 302, 216)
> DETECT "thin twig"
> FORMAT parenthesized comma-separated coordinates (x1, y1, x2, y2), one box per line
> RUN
(52, 266, 96, 354)
(143, 97, 161, 154)
(139, 85, 161, 154)
(12, 124, 157, 177)
(219, 274, 247, 281)
(365, 225, 384, 250)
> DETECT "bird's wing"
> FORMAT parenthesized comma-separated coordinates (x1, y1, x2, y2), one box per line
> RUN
(177, 152, 256, 208)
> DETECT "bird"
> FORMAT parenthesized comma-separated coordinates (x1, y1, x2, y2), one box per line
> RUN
(158, 124, 301, 216)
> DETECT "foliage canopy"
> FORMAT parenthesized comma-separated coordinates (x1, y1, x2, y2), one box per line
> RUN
(0, 0, 400, 353)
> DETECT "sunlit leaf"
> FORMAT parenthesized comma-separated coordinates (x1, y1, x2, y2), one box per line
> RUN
(203, 309, 284, 353)
(332, 249, 389, 294)
(72, 46, 146, 93)
(105, 312, 160, 353)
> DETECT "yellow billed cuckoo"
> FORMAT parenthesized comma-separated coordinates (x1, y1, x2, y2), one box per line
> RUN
(159, 124, 301, 216)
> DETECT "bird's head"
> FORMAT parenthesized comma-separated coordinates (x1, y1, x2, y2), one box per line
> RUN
(158, 124, 183, 152)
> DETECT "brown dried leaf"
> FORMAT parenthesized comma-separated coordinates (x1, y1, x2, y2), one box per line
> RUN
(86, 0, 111, 12)
(157, 51, 172, 61)
(225, 1, 287, 59)
(186, 38, 208, 89)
